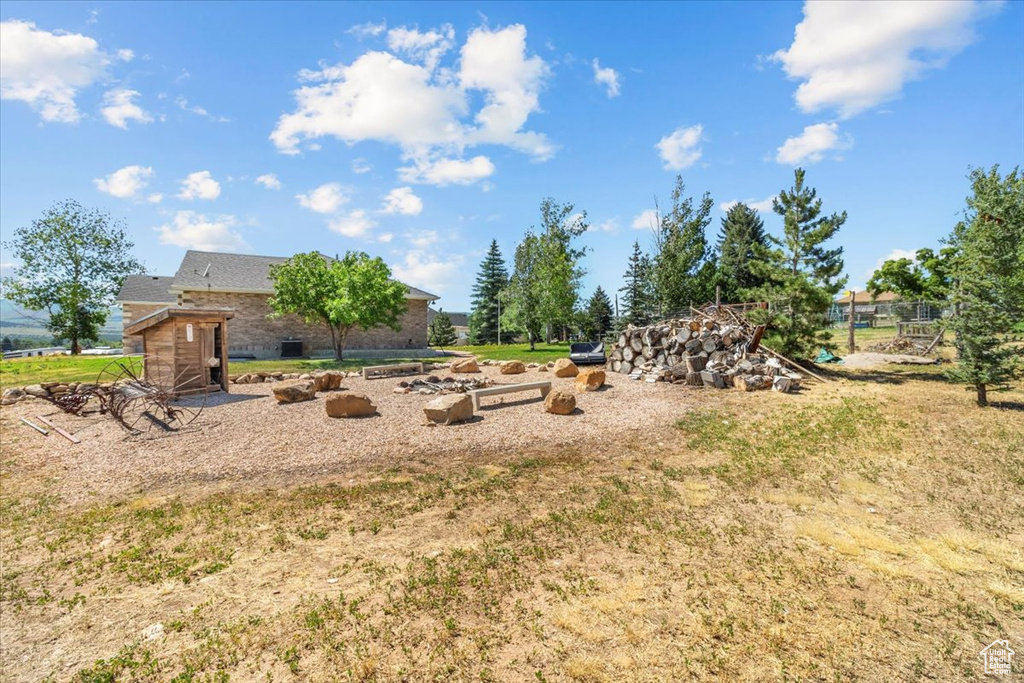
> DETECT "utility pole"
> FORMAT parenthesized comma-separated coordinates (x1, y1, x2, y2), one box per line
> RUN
(497, 293, 501, 345)
(847, 289, 856, 354)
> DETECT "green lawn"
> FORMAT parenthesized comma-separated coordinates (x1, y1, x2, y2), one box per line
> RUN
(462, 342, 572, 363)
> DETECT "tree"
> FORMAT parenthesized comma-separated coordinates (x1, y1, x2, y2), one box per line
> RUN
(536, 198, 589, 341)
(866, 246, 956, 302)
(468, 240, 508, 344)
(619, 240, 656, 326)
(586, 286, 614, 340)
(716, 202, 769, 302)
(652, 176, 716, 313)
(744, 168, 847, 360)
(268, 251, 408, 360)
(944, 165, 1024, 407)
(1, 200, 144, 354)
(503, 232, 544, 350)
(1, 336, 11, 353)
(428, 309, 458, 348)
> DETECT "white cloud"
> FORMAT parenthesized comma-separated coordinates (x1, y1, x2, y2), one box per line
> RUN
(390, 250, 463, 294)
(271, 24, 553, 168)
(408, 230, 439, 248)
(631, 209, 659, 230)
(380, 186, 424, 215)
(656, 124, 704, 170)
(719, 196, 777, 213)
(155, 211, 247, 252)
(177, 170, 222, 200)
(398, 155, 495, 186)
(175, 96, 229, 122)
(773, 1, 996, 118)
(254, 173, 281, 190)
(387, 24, 454, 71)
(296, 182, 347, 214)
(328, 209, 376, 238)
(869, 248, 918, 277)
(775, 122, 852, 165)
(116, 48, 134, 62)
(147, 193, 162, 204)
(100, 88, 152, 128)
(348, 20, 387, 38)
(93, 165, 153, 199)
(352, 158, 372, 174)
(592, 58, 621, 97)
(0, 19, 111, 122)
(591, 218, 618, 233)
(377, 232, 394, 244)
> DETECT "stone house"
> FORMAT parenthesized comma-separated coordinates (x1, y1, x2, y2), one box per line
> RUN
(117, 250, 439, 358)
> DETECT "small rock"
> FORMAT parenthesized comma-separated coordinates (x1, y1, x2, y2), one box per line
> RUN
(500, 361, 526, 375)
(23, 385, 48, 398)
(271, 379, 316, 404)
(537, 365, 548, 372)
(2, 388, 25, 402)
(327, 577, 338, 584)
(142, 623, 164, 640)
(450, 358, 480, 373)
(325, 392, 376, 418)
(393, 386, 411, 394)
(552, 358, 579, 378)
(423, 394, 474, 425)
(544, 389, 576, 415)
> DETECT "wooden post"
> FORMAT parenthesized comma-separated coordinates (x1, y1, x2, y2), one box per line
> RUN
(848, 290, 856, 354)
(715, 285, 721, 308)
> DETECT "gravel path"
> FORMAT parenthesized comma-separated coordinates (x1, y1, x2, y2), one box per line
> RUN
(4, 366, 697, 505)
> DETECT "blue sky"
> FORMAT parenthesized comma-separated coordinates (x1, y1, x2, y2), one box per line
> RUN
(1, 1, 1022, 312)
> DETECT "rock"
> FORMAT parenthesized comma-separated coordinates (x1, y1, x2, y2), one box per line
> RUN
(325, 392, 376, 418)
(393, 386, 411, 394)
(527, 363, 539, 368)
(142, 623, 164, 641)
(50, 384, 70, 394)
(76, 383, 97, 394)
(544, 389, 576, 415)
(552, 358, 579, 378)
(425, 375, 441, 383)
(299, 373, 312, 380)
(423, 394, 474, 425)
(450, 358, 480, 373)
(575, 368, 606, 392)
(537, 365, 548, 372)
(272, 380, 316, 404)
(313, 371, 345, 392)
(23, 385, 48, 398)
(40, 382, 60, 390)
(500, 361, 526, 375)
(2, 388, 25, 402)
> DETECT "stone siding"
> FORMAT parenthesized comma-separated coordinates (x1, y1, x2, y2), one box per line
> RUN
(180, 291, 429, 359)
(121, 303, 167, 354)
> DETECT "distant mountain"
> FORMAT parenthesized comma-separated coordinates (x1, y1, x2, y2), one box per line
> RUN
(0, 299, 123, 341)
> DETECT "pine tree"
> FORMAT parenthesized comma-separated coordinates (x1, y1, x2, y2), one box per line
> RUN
(468, 240, 508, 344)
(716, 202, 768, 302)
(620, 241, 655, 326)
(945, 165, 1024, 406)
(586, 286, 614, 340)
(745, 168, 847, 359)
(428, 309, 458, 348)
(652, 176, 716, 313)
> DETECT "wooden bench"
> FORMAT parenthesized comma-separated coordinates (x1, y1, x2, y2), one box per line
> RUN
(467, 380, 552, 411)
(362, 362, 424, 380)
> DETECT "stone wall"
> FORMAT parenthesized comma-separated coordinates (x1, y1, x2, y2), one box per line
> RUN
(180, 291, 429, 358)
(121, 303, 167, 354)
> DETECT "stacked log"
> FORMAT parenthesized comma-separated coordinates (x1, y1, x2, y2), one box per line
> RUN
(606, 317, 803, 392)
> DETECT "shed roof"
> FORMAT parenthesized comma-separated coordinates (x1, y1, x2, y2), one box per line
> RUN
(125, 306, 235, 336)
(835, 290, 899, 304)
(116, 275, 177, 304)
(169, 250, 438, 300)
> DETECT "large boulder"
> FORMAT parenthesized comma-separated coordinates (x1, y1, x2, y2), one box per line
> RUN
(544, 389, 576, 415)
(552, 358, 579, 378)
(2, 388, 25, 405)
(500, 361, 526, 375)
(325, 392, 377, 418)
(575, 368, 606, 392)
(423, 394, 474, 425)
(313, 371, 345, 392)
(23, 385, 48, 398)
(450, 358, 480, 373)
(272, 379, 316, 404)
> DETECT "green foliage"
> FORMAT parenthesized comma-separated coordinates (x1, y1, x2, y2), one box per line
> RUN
(652, 177, 716, 312)
(1, 200, 144, 354)
(586, 286, 614, 340)
(468, 240, 509, 344)
(866, 247, 956, 303)
(428, 309, 458, 348)
(944, 165, 1024, 406)
(619, 240, 656, 326)
(716, 202, 769, 302)
(503, 233, 544, 349)
(744, 168, 847, 360)
(268, 251, 408, 360)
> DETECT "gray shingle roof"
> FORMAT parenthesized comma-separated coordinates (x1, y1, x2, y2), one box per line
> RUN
(170, 250, 438, 300)
(428, 308, 469, 327)
(116, 275, 177, 303)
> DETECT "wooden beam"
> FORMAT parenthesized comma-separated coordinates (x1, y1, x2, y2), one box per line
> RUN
(760, 345, 832, 383)
(34, 415, 81, 443)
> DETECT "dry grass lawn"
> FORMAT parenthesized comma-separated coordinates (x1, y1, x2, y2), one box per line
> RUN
(1, 364, 1022, 681)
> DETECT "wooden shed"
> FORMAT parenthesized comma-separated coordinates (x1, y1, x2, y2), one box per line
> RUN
(124, 307, 234, 394)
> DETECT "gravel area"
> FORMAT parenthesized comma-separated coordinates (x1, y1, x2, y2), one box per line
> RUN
(4, 366, 697, 505)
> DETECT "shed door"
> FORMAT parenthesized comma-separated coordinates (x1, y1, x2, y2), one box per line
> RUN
(174, 322, 206, 392)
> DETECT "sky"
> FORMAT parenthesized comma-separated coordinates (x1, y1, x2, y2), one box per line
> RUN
(1, 1, 1022, 313)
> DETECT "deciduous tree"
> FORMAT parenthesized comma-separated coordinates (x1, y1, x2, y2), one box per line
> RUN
(503, 232, 544, 349)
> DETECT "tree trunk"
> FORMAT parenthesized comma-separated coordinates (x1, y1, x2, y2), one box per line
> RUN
(976, 383, 988, 407)
(70, 335, 81, 355)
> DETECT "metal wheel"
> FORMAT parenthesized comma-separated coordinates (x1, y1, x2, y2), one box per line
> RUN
(95, 355, 207, 435)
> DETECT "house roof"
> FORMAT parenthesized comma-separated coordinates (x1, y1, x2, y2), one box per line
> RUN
(168, 250, 439, 300)
(428, 308, 469, 327)
(125, 306, 234, 336)
(835, 290, 899, 304)
(116, 275, 177, 304)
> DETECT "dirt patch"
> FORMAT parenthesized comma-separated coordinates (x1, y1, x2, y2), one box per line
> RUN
(837, 352, 941, 369)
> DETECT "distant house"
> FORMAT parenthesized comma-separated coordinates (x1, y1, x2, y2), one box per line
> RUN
(832, 290, 944, 326)
(117, 250, 439, 358)
(428, 308, 470, 344)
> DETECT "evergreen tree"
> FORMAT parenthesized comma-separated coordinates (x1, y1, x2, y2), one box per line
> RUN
(620, 240, 656, 326)
(428, 309, 458, 348)
(468, 239, 508, 344)
(1, 336, 11, 353)
(652, 176, 716, 313)
(716, 202, 769, 302)
(945, 165, 1024, 406)
(745, 168, 847, 359)
(586, 286, 614, 340)
(503, 233, 544, 349)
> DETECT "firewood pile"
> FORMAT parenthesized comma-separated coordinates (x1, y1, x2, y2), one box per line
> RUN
(394, 376, 494, 395)
(866, 335, 939, 355)
(606, 313, 804, 393)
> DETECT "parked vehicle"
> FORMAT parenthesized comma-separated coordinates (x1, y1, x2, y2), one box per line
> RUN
(569, 341, 606, 365)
